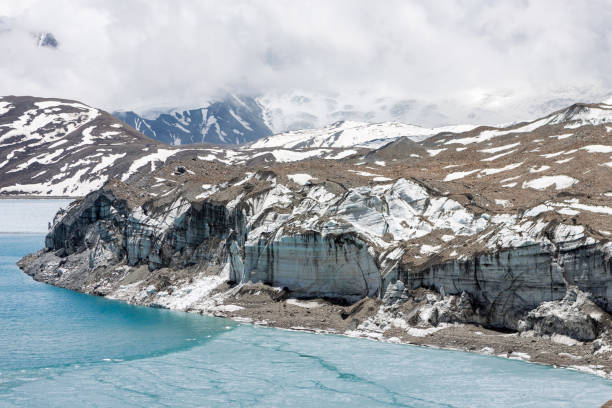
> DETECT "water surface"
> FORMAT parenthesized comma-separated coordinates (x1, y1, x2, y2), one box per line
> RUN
(1, 204, 612, 407)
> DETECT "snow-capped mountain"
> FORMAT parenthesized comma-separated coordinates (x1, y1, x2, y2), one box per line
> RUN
(113, 95, 272, 145)
(1, 96, 610, 198)
(112, 93, 476, 149)
(250, 120, 476, 149)
(112, 90, 609, 148)
(0, 96, 166, 196)
(0, 96, 365, 196)
(545, 102, 612, 128)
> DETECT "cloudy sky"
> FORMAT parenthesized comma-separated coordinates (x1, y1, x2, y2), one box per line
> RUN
(1, 0, 611, 127)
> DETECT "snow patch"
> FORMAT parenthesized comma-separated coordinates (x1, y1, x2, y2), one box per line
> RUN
(523, 175, 578, 190)
(444, 169, 480, 181)
(287, 173, 314, 185)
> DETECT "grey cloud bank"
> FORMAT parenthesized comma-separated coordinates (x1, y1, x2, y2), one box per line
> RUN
(1, 0, 611, 127)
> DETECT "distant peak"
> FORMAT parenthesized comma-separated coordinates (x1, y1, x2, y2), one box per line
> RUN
(36, 32, 58, 48)
(546, 102, 611, 126)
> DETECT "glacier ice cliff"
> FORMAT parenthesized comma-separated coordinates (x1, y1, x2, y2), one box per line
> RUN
(20, 171, 612, 345)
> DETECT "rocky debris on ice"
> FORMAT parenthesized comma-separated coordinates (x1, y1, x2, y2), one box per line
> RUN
(518, 287, 611, 341)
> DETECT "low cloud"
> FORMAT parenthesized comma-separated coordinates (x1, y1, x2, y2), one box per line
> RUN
(1, 0, 611, 126)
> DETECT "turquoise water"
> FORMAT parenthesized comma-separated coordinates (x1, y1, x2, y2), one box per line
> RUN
(1, 235, 612, 406)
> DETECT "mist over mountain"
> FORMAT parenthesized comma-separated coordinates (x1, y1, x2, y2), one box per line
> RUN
(111, 89, 612, 146)
(2, 1, 610, 129)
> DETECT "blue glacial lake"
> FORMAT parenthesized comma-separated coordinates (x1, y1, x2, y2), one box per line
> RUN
(1, 200, 611, 407)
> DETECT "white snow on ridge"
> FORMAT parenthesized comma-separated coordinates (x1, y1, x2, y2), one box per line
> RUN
(582, 145, 612, 153)
(373, 176, 392, 182)
(121, 148, 187, 181)
(258, 149, 330, 163)
(349, 170, 380, 177)
(522, 175, 578, 191)
(420, 244, 441, 255)
(566, 202, 612, 215)
(427, 148, 446, 157)
(479, 142, 521, 154)
(436, 124, 479, 134)
(445, 117, 550, 146)
(287, 174, 314, 185)
(228, 108, 253, 131)
(445, 105, 610, 147)
(481, 149, 517, 162)
(0, 101, 14, 116)
(444, 169, 480, 181)
(328, 149, 357, 159)
(34, 100, 92, 110)
(7, 149, 65, 173)
(525, 200, 612, 218)
(91, 153, 127, 173)
(524, 204, 554, 217)
(529, 165, 550, 173)
(548, 105, 612, 127)
(251, 121, 475, 150)
(480, 162, 522, 176)
(196, 184, 221, 200)
(0, 103, 100, 148)
(549, 134, 573, 140)
(541, 151, 566, 158)
(0, 168, 108, 196)
(495, 199, 511, 208)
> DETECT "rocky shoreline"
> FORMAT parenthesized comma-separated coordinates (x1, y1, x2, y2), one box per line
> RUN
(18, 249, 612, 380)
(197, 288, 612, 380)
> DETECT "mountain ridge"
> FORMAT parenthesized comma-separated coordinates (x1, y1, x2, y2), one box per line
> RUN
(1, 95, 610, 198)
(113, 95, 273, 145)
(249, 120, 477, 149)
